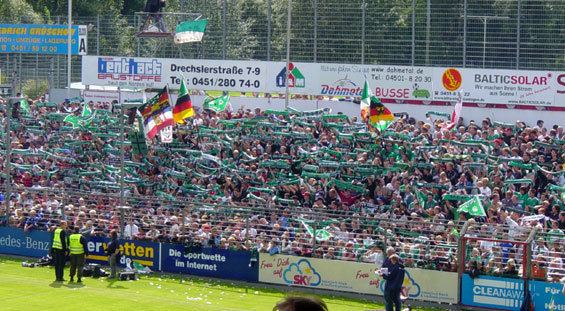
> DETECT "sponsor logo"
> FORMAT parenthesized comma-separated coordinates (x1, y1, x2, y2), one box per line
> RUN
(557, 73, 565, 94)
(412, 84, 431, 98)
(379, 270, 421, 299)
(474, 73, 549, 85)
(320, 75, 361, 96)
(469, 277, 523, 308)
(282, 259, 321, 286)
(442, 68, 462, 91)
(276, 62, 305, 88)
(97, 57, 162, 83)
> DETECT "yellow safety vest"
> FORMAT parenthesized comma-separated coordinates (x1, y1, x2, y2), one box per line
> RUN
(69, 234, 84, 255)
(52, 228, 63, 250)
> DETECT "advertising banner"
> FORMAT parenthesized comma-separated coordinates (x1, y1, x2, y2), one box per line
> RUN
(461, 274, 524, 310)
(531, 280, 565, 310)
(433, 67, 557, 106)
(82, 90, 146, 109)
(0, 24, 87, 55)
(83, 56, 565, 107)
(258, 254, 457, 303)
(85, 236, 160, 270)
(0, 227, 51, 258)
(160, 244, 258, 282)
(81, 56, 267, 91)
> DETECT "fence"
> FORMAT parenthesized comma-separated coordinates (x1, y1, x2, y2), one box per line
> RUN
(1, 0, 565, 92)
(1, 185, 563, 309)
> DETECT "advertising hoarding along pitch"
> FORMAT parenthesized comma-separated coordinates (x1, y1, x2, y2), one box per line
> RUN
(81, 55, 565, 107)
(258, 254, 458, 304)
(0, 24, 87, 55)
(82, 56, 267, 91)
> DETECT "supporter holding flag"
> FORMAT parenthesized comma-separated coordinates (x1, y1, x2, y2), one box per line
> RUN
(368, 96, 394, 132)
(173, 79, 194, 124)
(138, 87, 174, 139)
(359, 79, 372, 121)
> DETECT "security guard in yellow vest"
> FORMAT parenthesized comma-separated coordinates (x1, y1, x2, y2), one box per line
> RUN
(69, 227, 88, 283)
(51, 220, 68, 282)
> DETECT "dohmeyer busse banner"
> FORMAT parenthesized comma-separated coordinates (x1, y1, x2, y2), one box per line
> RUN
(0, 24, 87, 55)
(0, 227, 52, 257)
(85, 236, 160, 269)
(82, 56, 565, 107)
(81, 56, 267, 91)
(461, 274, 524, 310)
(258, 254, 457, 304)
(160, 244, 258, 282)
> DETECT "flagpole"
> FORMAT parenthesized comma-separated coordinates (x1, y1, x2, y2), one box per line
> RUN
(118, 86, 125, 239)
(67, 0, 72, 99)
(284, 0, 292, 110)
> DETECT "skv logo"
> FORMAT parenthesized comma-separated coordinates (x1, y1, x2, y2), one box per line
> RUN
(276, 63, 305, 88)
(282, 259, 321, 286)
(379, 270, 421, 299)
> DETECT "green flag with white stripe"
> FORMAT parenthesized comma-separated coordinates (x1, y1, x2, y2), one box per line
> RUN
(174, 19, 208, 44)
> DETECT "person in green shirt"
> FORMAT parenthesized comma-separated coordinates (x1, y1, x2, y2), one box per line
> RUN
(546, 220, 564, 244)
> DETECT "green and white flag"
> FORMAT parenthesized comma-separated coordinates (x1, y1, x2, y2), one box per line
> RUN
(203, 93, 230, 113)
(174, 19, 208, 44)
(63, 115, 80, 129)
(19, 99, 31, 115)
(81, 102, 93, 118)
(300, 219, 332, 241)
(360, 80, 372, 119)
(457, 196, 486, 217)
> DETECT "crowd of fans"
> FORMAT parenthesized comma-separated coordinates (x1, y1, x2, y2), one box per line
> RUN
(0, 92, 563, 283)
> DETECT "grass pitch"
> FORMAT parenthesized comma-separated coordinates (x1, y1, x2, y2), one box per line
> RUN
(0, 256, 385, 311)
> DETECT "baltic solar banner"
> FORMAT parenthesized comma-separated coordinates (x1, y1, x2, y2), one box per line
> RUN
(258, 254, 458, 303)
(0, 24, 87, 55)
(0, 227, 51, 257)
(160, 244, 258, 282)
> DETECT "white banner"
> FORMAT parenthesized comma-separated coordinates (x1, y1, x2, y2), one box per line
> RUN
(258, 254, 458, 304)
(82, 56, 565, 107)
(432, 67, 558, 106)
(82, 56, 267, 92)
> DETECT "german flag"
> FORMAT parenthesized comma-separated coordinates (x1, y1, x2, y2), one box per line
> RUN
(368, 96, 394, 131)
(173, 79, 194, 124)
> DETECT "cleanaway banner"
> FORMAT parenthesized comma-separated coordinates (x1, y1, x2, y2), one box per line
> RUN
(461, 274, 525, 310)
(160, 244, 258, 282)
(82, 56, 565, 107)
(258, 254, 458, 303)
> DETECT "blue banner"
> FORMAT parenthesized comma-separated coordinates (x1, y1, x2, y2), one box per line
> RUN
(0, 24, 87, 55)
(531, 280, 565, 310)
(161, 244, 258, 282)
(461, 274, 524, 310)
(85, 236, 160, 270)
(0, 227, 52, 258)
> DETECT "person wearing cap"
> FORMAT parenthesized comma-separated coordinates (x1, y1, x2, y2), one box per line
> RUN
(106, 230, 121, 279)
